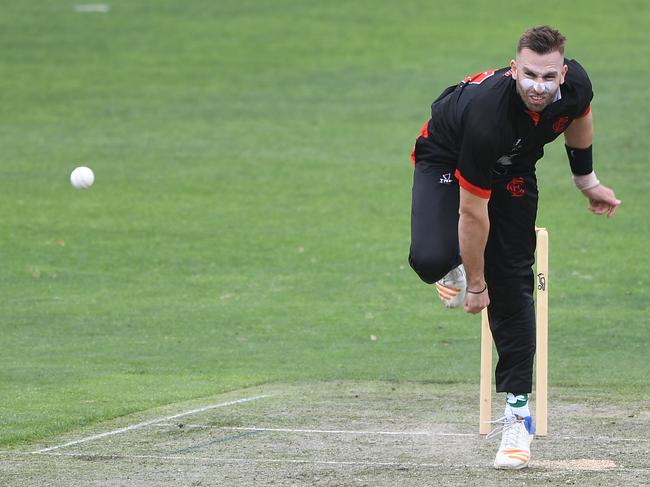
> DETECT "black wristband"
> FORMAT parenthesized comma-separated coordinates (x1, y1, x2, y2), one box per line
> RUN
(565, 144, 593, 175)
(466, 283, 487, 294)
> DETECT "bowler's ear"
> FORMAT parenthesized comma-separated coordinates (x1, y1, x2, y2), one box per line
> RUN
(560, 64, 568, 84)
(510, 59, 517, 79)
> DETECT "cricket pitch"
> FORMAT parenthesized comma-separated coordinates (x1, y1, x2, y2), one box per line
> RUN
(1, 381, 648, 486)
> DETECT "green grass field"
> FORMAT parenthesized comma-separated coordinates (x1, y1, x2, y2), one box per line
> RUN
(1, 0, 648, 448)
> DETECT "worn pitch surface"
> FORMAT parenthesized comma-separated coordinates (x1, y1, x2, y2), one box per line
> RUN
(1, 382, 648, 486)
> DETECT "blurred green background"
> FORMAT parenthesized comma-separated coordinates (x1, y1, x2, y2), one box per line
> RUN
(1, 0, 648, 446)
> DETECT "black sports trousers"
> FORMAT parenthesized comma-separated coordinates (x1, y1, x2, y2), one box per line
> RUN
(409, 160, 538, 394)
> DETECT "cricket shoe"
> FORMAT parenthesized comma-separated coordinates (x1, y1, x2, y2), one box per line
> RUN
(435, 264, 466, 308)
(488, 408, 535, 469)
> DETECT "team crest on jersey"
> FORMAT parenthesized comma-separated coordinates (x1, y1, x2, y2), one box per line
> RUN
(506, 177, 525, 197)
(552, 116, 570, 133)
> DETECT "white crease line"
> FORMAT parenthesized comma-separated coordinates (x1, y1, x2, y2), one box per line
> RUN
(153, 425, 650, 442)
(1, 451, 479, 468)
(3, 451, 644, 472)
(33, 395, 271, 454)
(553, 435, 650, 443)
(158, 425, 473, 437)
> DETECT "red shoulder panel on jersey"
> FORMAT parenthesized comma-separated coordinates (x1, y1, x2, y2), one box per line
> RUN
(577, 105, 591, 118)
(454, 169, 491, 199)
(463, 70, 496, 84)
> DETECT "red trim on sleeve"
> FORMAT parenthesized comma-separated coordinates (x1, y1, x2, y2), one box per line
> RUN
(454, 169, 491, 199)
(577, 105, 591, 118)
(419, 120, 429, 138)
(410, 120, 430, 166)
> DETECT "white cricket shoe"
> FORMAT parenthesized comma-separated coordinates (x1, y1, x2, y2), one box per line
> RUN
(488, 408, 535, 470)
(435, 264, 466, 308)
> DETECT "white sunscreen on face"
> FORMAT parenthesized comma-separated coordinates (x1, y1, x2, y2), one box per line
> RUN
(520, 78, 555, 93)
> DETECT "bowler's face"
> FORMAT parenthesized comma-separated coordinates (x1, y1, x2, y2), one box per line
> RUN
(511, 48, 568, 112)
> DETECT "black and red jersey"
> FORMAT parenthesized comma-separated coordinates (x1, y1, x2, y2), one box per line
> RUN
(412, 59, 593, 198)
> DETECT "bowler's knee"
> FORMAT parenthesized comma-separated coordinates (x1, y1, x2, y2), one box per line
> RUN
(408, 248, 456, 284)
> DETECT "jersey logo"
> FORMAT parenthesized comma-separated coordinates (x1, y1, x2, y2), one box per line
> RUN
(439, 173, 454, 184)
(496, 139, 524, 168)
(552, 116, 570, 133)
(506, 177, 525, 197)
(462, 70, 495, 85)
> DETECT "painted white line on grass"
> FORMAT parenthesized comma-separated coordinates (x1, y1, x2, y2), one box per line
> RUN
(153, 424, 650, 443)
(549, 435, 650, 443)
(33, 395, 271, 454)
(172, 425, 473, 437)
(4, 451, 485, 469)
(6, 451, 641, 472)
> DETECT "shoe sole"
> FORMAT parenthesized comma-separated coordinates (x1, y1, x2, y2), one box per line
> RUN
(494, 461, 529, 470)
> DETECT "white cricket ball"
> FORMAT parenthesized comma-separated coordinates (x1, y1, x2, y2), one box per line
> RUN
(70, 166, 95, 189)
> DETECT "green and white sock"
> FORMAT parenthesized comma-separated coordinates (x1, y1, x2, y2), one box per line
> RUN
(506, 392, 530, 418)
